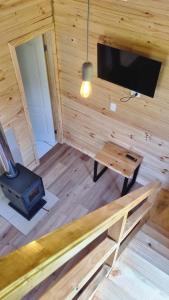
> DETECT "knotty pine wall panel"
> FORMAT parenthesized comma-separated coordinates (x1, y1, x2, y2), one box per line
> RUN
(54, 0, 169, 188)
(0, 0, 52, 168)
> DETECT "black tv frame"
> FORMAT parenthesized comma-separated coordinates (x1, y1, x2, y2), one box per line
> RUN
(97, 43, 162, 98)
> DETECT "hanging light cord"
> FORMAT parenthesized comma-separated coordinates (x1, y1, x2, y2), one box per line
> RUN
(86, 0, 90, 62)
(120, 92, 138, 102)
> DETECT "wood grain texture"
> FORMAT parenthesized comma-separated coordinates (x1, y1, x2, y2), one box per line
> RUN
(0, 143, 139, 299)
(0, 144, 166, 300)
(0, 170, 158, 299)
(0, 144, 123, 257)
(149, 188, 169, 233)
(93, 224, 169, 300)
(95, 142, 143, 178)
(123, 201, 151, 239)
(43, 30, 63, 143)
(78, 265, 110, 300)
(1, 0, 169, 188)
(53, 0, 169, 189)
(0, 0, 53, 168)
(39, 238, 116, 300)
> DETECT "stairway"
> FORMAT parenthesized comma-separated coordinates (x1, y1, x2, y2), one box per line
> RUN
(92, 224, 169, 300)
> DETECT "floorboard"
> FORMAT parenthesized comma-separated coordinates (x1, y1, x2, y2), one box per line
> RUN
(93, 224, 169, 300)
(0, 143, 124, 256)
(0, 143, 169, 299)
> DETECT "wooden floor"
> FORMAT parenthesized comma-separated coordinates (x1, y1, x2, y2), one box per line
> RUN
(93, 223, 169, 300)
(0, 143, 129, 256)
(1, 143, 169, 300)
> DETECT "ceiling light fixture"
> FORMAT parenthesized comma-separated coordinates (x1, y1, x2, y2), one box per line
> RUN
(80, 0, 93, 98)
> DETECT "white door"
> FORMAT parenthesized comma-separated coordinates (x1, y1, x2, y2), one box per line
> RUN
(16, 35, 56, 158)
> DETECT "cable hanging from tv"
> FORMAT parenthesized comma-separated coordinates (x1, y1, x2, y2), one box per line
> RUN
(120, 92, 139, 102)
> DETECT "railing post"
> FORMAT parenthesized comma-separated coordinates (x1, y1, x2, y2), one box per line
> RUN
(0, 181, 160, 299)
(106, 213, 128, 268)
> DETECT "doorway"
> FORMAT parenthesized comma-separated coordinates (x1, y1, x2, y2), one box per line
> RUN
(16, 35, 57, 159)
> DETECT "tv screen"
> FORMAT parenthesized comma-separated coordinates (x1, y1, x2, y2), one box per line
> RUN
(97, 43, 162, 97)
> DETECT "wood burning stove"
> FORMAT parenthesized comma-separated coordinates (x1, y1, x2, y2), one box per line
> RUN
(0, 125, 46, 220)
(0, 163, 46, 220)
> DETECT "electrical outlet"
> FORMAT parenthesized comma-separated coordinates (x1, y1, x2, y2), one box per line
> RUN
(110, 102, 117, 112)
(131, 90, 141, 97)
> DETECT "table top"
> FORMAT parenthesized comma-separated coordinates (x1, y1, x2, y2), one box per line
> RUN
(95, 142, 143, 178)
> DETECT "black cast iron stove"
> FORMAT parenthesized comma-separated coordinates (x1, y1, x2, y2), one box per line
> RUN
(0, 126, 46, 220)
(0, 163, 46, 220)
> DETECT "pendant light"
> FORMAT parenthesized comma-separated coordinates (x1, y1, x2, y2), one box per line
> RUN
(80, 0, 93, 98)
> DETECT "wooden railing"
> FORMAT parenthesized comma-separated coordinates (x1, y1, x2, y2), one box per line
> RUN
(0, 181, 160, 300)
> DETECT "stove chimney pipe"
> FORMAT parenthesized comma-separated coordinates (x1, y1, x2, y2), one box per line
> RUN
(0, 125, 18, 178)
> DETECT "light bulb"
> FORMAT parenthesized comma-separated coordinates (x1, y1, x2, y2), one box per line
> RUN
(80, 81, 92, 98)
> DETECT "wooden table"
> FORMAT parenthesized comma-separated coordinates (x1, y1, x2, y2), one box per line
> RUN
(93, 142, 143, 196)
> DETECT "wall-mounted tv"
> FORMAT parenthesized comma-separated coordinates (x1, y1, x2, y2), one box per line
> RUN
(97, 43, 162, 97)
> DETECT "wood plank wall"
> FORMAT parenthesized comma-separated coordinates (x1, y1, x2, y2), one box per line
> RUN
(0, 0, 53, 169)
(0, 0, 169, 189)
(53, 0, 169, 189)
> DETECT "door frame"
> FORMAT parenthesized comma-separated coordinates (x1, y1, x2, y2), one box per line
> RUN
(8, 23, 63, 167)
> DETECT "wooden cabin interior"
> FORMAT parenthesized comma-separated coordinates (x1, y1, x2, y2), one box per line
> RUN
(0, 0, 169, 299)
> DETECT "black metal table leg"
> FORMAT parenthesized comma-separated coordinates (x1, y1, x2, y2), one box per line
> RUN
(121, 177, 129, 197)
(121, 164, 141, 196)
(93, 161, 108, 182)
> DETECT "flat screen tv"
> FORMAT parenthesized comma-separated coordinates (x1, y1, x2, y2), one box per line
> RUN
(97, 43, 162, 97)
